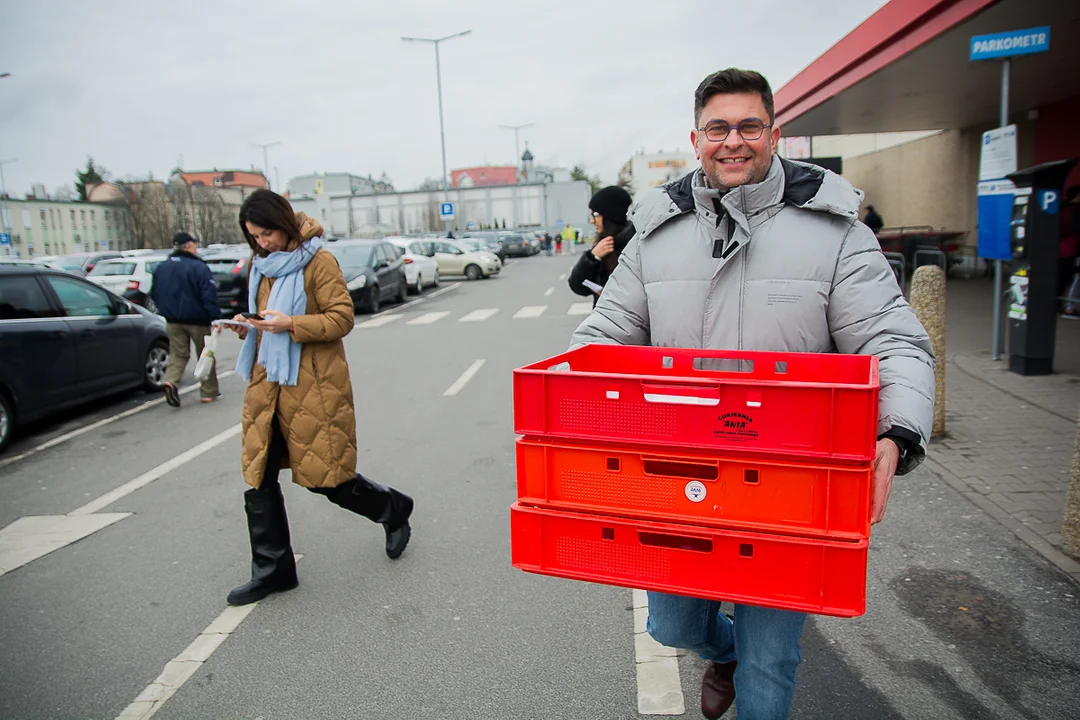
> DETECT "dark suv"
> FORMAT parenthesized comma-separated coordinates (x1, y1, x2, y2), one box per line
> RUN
(203, 247, 253, 315)
(0, 266, 170, 452)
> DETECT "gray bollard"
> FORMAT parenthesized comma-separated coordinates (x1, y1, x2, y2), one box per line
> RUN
(1061, 418, 1080, 560)
(910, 265, 946, 438)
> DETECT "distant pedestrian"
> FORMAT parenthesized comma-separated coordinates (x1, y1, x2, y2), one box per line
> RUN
(864, 204, 884, 234)
(568, 186, 634, 306)
(150, 232, 222, 407)
(222, 189, 414, 606)
(544, 232, 553, 256)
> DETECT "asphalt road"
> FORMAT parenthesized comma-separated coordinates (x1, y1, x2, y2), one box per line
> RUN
(1, 252, 1077, 719)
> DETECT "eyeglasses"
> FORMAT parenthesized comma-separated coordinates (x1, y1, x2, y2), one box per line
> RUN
(590, 211, 601, 218)
(697, 119, 772, 142)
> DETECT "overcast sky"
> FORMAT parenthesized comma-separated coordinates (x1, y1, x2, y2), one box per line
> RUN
(0, 0, 887, 197)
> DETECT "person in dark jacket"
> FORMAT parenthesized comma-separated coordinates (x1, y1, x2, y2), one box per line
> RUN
(863, 204, 884, 234)
(568, 185, 634, 305)
(150, 232, 222, 407)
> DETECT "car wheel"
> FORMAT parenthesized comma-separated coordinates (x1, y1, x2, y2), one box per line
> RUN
(367, 286, 381, 314)
(143, 340, 169, 391)
(0, 390, 14, 453)
(412, 273, 424, 295)
(465, 264, 482, 281)
(433, 269, 440, 288)
(396, 274, 408, 303)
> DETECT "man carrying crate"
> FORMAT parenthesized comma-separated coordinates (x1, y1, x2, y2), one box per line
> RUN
(570, 68, 935, 720)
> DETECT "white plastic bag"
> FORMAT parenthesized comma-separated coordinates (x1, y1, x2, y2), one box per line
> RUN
(193, 330, 218, 381)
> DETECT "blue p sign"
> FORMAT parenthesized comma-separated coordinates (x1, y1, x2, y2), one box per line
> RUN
(1038, 190, 1059, 215)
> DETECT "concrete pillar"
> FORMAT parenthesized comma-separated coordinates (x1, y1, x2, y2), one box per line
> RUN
(1061, 418, 1080, 560)
(910, 265, 946, 438)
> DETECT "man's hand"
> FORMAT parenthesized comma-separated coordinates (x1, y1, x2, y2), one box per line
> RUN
(591, 236, 616, 259)
(251, 310, 294, 335)
(872, 438, 901, 524)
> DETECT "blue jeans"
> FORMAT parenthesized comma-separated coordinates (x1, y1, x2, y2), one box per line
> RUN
(646, 592, 807, 720)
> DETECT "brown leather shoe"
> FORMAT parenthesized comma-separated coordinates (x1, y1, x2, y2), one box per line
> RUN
(701, 660, 737, 719)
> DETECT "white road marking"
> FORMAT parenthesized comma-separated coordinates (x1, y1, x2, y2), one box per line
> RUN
(459, 308, 499, 323)
(70, 424, 242, 516)
(443, 359, 486, 397)
(357, 314, 403, 329)
(544, 287, 554, 296)
(559, 273, 568, 280)
(0, 371, 237, 469)
(513, 305, 548, 319)
(364, 282, 460, 321)
(568, 302, 593, 316)
(407, 311, 450, 326)
(116, 555, 303, 720)
(0, 513, 131, 577)
(633, 589, 685, 715)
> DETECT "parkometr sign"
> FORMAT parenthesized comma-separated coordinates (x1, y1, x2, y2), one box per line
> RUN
(970, 26, 1050, 61)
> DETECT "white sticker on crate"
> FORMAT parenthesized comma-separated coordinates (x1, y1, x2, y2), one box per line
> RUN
(606, 390, 620, 400)
(684, 481, 707, 503)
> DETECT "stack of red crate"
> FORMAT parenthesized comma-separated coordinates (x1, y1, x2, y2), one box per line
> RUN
(509, 345, 880, 617)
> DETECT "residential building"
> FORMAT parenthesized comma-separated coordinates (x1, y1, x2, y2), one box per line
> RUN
(287, 172, 393, 199)
(618, 150, 697, 199)
(451, 166, 517, 188)
(1, 197, 134, 257)
(178, 170, 268, 190)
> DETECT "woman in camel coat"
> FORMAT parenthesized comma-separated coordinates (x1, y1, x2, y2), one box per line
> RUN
(225, 189, 413, 606)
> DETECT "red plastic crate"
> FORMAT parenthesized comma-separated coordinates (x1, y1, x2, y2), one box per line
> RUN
(516, 437, 872, 541)
(514, 346, 879, 463)
(510, 502, 867, 617)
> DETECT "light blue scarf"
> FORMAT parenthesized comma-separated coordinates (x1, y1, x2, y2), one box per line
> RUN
(235, 238, 324, 386)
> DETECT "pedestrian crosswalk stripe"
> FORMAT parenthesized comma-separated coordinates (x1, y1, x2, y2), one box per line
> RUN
(407, 311, 451, 325)
(357, 314, 403, 328)
(513, 305, 548, 319)
(544, 287, 554, 296)
(460, 308, 499, 323)
(568, 302, 592, 316)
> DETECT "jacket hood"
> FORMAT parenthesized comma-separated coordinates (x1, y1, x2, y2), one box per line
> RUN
(296, 212, 324, 242)
(631, 157, 864, 240)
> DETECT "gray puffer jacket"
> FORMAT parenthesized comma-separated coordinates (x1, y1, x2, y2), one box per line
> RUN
(571, 156, 935, 474)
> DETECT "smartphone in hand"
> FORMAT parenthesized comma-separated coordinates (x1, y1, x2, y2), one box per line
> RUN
(241, 312, 266, 320)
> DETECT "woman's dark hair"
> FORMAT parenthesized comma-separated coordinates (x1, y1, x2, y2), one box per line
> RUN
(238, 189, 302, 257)
(694, 68, 774, 126)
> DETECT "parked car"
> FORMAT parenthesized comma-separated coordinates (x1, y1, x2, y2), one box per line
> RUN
(0, 258, 68, 271)
(0, 265, 170, 452)
(202, 247, 253, 315)
(385, 237, 440, 294)
(37, 251, 124, 276)
(326, 239, 408, 313)
(431, 240, 501, 280)
(501, 233, 535, 258)
(461, 231, 508, 262)
(86, 253, 170, 313)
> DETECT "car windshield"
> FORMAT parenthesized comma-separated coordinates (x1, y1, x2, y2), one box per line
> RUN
(327, 244, 373, 268)
(459, 240, 484, 252)
(88, 262, 136, 276)
(50, 255, 88, 271)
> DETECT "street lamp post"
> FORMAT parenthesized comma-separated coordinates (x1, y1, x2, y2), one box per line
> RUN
(252, 141, 282, 189)
(402, 30, 471, 235)
(498, 123, 535, 183)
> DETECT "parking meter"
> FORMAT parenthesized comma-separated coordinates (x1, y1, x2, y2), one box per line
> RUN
(1005, 158, 1077, 375)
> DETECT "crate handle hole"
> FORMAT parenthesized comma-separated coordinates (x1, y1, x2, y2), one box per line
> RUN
(739, 543, 754, 558)
(775, 361, 788, 374)
(606, 457, 621, 472)
(694, 357, 754, 373)
(744, 469, 759, 485)
(643, 459, 718, 481)
(638, 531, 713, 553)
(601, 527, 615, 541)
(662, 356, 674, 369)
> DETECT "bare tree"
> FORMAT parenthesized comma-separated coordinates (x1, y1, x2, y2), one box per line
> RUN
(121, 181, 174, 249)
(192, 186, 236, 245)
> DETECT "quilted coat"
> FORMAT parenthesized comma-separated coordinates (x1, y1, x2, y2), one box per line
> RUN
(570, 157, 935, 474)
(240, 216, 358, 489)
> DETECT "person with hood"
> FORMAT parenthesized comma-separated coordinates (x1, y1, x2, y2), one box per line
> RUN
(567, 186, 635, 305)
(863, 204, 884, 234)
(150, 232, 222, 406)
(223, 189, 414, 607)
(570, 69, 934, 720)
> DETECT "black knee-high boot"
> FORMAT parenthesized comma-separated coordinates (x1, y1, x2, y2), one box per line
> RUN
(226, 480, 299, 605)
(316, 474, 413, 559)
